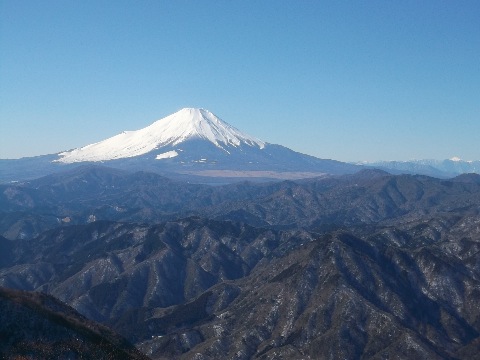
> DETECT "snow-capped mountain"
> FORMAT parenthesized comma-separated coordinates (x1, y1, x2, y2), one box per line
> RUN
(56, 108, 265, 163)
(52, 107, 361, 177)
(0, 108, 361, 182)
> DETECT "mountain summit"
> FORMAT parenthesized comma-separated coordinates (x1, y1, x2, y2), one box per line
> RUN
(56, 108, 265, 163)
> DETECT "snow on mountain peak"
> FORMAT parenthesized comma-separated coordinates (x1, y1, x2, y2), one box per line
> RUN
(147, 107, 265, 148)
(55, 108, 265, 163)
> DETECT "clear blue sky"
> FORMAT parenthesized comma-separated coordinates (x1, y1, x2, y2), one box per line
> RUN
(1, 1, 479, 162)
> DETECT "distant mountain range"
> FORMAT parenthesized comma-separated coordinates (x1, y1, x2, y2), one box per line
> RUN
(1, 108, 479, 183)
(363, 157, 480, 178)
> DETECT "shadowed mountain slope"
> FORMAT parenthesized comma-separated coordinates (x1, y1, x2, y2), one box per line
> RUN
(132, 216, 480, 359)
(0, 286, 149, 359)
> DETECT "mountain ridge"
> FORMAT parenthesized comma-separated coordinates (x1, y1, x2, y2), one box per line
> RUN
(0, 286, 149, 359)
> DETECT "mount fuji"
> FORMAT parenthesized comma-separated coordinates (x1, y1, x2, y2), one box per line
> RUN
(55, 108, 266, 163)
(1, 108, 361, 182)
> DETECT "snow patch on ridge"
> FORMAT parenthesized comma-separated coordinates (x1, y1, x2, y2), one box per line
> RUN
(156, 150, 179, 160)
(55, 108, 265, 163)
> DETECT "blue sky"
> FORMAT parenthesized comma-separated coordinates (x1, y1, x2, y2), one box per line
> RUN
(1, 1, 479, 162)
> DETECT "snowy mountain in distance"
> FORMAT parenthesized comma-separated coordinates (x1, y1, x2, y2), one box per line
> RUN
(1, 108, 361, 183)
(363, 157, 480, 178)
(56, 108, 265, 163)
(53, 107, 361, 179)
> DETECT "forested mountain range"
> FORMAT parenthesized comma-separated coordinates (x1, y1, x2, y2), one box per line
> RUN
(1, 166, 480, 358)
